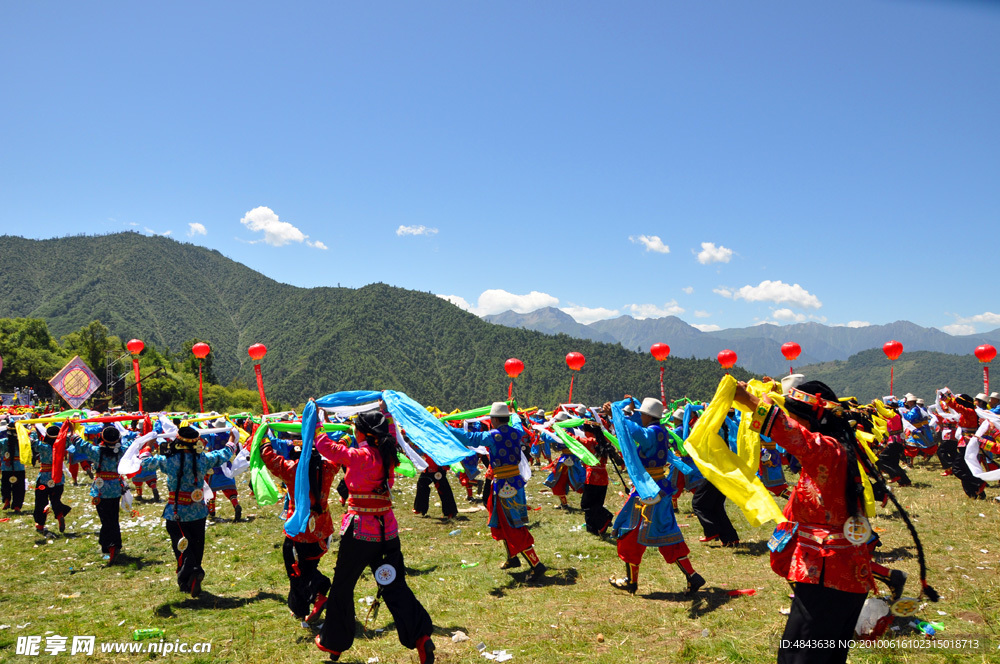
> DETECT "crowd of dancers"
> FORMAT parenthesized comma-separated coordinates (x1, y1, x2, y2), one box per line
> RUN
(2, 374, 995, 664)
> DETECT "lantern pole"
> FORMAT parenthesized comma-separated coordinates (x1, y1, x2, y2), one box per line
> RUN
(254, 364, 269, 415)
(248, 344, 270, 415)
(127, 339, 145, 412)
(198, 360, 204, 412)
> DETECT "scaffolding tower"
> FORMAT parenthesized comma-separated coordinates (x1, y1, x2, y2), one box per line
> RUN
(105, 350, 133, 410)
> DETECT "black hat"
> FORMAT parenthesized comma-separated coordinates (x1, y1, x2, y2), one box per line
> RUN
(956, 393, 974, 409)
(45, 425, 61, 439)
(100, 426, 121, 445)
(176, 426, 201, 444)
(355, 412, 390, 440)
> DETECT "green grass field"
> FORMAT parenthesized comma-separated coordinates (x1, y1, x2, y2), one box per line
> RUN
(1, 459, 999, 663)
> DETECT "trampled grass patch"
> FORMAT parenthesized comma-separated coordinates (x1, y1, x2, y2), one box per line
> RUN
(1, 459, 998, 663)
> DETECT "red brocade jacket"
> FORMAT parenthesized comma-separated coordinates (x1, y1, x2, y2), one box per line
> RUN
(261, 441, 339, 545)
(947, 400, 980, 445)
(768, 411, 876, 594)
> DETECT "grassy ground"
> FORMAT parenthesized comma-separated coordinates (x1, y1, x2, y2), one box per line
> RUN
(1, 458, 999, 664)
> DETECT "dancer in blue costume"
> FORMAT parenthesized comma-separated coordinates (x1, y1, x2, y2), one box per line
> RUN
(452, 402, 546, 581)
(605, 397, 704, 595)
(70, 426, 127, 563)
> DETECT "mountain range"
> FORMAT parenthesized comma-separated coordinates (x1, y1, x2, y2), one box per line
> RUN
(0, 233, 753, 408)
(484, 307, 1000, 376)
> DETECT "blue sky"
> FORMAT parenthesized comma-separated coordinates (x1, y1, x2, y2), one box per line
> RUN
(2, 1, 999, 334)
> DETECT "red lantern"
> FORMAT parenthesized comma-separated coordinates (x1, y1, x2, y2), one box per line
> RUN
(882, 340, 903, 361)
(883, 340, 903, 396)
(504, 358, 524, 379)
(781, 342, 801, 362)
(650, 343, 671, 362)
(717, 349, 737, 370)
(565, 352, 586, 371)
(975, 344, 997, 364)
(248, 343, 268, 361)
(126, 338, 145, 355)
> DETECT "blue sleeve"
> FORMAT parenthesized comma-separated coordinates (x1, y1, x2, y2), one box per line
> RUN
(452, 428, 493, 453)
(201, 446, 234, 472)
(76, 441, 102, 463)
(141, 454, 168, 472)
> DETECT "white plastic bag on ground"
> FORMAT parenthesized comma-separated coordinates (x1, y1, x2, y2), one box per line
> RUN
(855, 598, 890, 637)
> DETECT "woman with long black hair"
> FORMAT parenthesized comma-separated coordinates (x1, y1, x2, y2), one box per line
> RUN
(313, 408, 435, 663)
(260, 430, 339, 624)
(734, 377, 936, 664)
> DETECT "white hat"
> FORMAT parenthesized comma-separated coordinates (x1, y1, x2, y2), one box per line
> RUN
(781, 374, 806, 395)
(916, 398, 925, 406)
(904, 393, 917, 402)
(638, 398, 664, 420)
(553, 412, 571, 422)
(990, 392, 999, 400)
(883, 396, 896, 402)
(975, 393, 988, 402)
(671, 408, 684, 421)
(489, 402, 510, 418)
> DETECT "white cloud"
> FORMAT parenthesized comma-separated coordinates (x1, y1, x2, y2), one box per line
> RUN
(846, 320, 870, 328)
(477, 289, 559, 315)
(240, 206, 323, 248)
(125, 221, 138, 227)
(682, 286, 694, 295)
(696, 242, 733, 265)
(957, 312, 1000, 326)
(773, 308, 807, 323)
(437, 294, 474, 311)
(437, 289, 559, 316)
(691, 323, 721, 332)
(308, 240, 329, 250)
(942, 323, 976, 336)
(624, 300, 685, 319)
(715, 280, 821, 309)
(560, 305, 620, 325)
(693, 310, 711, 318)
(629, 235, 670, 254)
(143, 227, 172, 236)
(187, 222, 207, 237)
(396, 225, 439, 237)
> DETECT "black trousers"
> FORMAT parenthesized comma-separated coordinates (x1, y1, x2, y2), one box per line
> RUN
(413, 470, 457, 517)
(876, 441, 910, 486)
(336, 479, 349, 502)
(778, 582, 868, 664)
(96, 497, 122, 552)
(2, 470, 26, 510)
(952, 446, 985, 498)
(318, 524, 433, 654)
(33, 483, 68, 528)
(282, 537, 332, 618)
(580, 483, 612, 535)
(165, 518, 207, 591)
(937, 438, 957, 471)
(692, 481, 739, 543)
